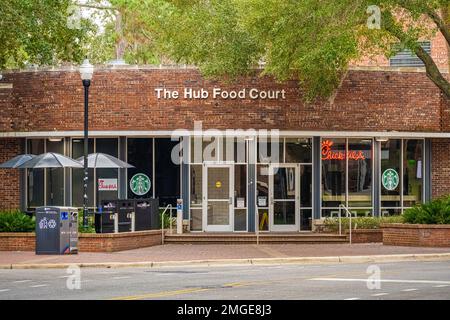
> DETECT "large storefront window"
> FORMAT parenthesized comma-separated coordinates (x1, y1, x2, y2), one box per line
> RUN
(321, 138, 346, 214)
(256, 137, 313, 231)
(96, 138, 119, 204)
(381, 139, 424, 215)
(127, 138, 181, 206)
(72, 138, 119, 208)
(321, 138, 373, 217)
(155, 138, 180, 206)
(27, 139, 45, 208)
(72, 139, 95, 207)
(27, 139, 66, 208)
(127, 138, 153, 199)
(46, 140, 65, 206)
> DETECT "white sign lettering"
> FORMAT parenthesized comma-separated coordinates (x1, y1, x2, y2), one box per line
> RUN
(155, 87, 286, 100)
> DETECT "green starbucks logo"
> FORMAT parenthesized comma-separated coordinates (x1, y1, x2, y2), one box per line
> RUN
(382, 168, 399, 191)
(130, 173, 151, 196)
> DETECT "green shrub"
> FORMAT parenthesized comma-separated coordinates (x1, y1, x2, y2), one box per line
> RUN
(403, 197, 450, 224)
(0, 210, 35, 232)
(78, 209, 96, 233)
(323, 216, 404, 232)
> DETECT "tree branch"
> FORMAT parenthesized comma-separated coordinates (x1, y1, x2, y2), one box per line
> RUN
(383, 11, 450, 98)
(425, 8, 450, 47)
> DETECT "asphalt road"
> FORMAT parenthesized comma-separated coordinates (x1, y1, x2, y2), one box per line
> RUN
(0, 260, 449, 300)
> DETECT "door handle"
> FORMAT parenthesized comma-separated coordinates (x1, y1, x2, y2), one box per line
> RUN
(229, 197, 233, 205)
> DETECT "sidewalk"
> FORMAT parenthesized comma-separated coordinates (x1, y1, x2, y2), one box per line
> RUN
(1, 243, 450, 269)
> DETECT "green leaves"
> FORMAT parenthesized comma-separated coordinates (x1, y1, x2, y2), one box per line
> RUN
(0, 0, 95, 69)
(403, 197, 450, 224)
(0, 210, 35, 232)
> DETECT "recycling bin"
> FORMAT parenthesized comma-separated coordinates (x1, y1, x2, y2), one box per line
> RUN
(35, 206, 78, 255)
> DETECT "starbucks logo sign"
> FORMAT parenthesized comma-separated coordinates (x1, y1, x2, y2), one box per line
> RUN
(130, 173, 151, 196)
(382, 168, 399, 191)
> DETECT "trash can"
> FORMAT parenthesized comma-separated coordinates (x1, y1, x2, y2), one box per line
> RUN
(96, 201, 117, 233)
(117, 200, 134, 232)
(135, 198, 160, 231)
(35, 206, 78, 255)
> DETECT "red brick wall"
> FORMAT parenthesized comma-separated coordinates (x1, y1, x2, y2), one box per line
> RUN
(0, 139, 22, 210)
(0, 230, 162, 252)
(0, 233, 35, 251)
(0, 69, 445, 133)
(347, 229, 382, 243)
(382, 224, 450, 247)
(431, 138, 450, 198)
(78, 230, 162, 252)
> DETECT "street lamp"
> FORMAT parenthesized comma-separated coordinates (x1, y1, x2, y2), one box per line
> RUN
(79, 59, 94, 228)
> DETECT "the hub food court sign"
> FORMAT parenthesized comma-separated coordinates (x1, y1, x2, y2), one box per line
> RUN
(155, 87, 286, 100)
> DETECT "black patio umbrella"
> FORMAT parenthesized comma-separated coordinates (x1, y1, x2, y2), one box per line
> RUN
(18, 152, 83, 205)
(0, 154, 36, 168)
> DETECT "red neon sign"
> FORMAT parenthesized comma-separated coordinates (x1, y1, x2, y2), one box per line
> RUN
(321, 140, 366, 161)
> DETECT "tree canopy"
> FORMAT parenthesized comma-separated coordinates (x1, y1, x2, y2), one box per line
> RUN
(1, 0, 449, 100)
(0, 0, 95, 69)
(121, 0, 450, 99)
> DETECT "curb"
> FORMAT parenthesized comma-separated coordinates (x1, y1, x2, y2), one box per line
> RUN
(1, 253, 450, 270)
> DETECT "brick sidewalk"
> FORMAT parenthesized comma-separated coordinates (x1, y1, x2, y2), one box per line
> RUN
(1, 243, 450, 265)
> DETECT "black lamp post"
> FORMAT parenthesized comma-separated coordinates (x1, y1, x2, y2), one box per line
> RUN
(79, 59, 94, 228)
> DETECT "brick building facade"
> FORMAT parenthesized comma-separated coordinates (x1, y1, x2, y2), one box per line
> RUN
(0, 64, 449, 232)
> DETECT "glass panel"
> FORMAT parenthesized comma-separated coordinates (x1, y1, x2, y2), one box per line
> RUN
(300, 165, 312, 207)
(203, 137, 218, 162)
(27, 140, 44, 207)
(207, 167, 229, 199)
(155, 138, 180, 207)
(321, 138, 346, 207)
(321, 208, 342, 218)
(190, 165, 203, 207)
(258, 138, 283, 163)
(285, 138, 312, 163)
(46, 140, 64, 206)
(348, 139, 372, 207)
(350, 208, 372, 217)
(273, 167, 296, 200)
(190, 209, 202, 231)
(300, 209, 312, 231)
(380, 208, 402, 216)
(273, 201, 295, 225)
(71, 139, 94, 207)
(96, 138, 118, 205)
(256, 165, 269, 205)
(234, 209, 247, 231)
(223, 138, 247, 163)
(207, 201, 229, 225)
(127, 138, 153, 199)
(403, 140, 423, 207)
(234, 165, 246, 207)
(381, 139, 401, 207)
(258, 209, 269, 231)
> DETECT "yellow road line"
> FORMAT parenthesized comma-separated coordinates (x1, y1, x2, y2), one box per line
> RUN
(111, 287, 210, 300)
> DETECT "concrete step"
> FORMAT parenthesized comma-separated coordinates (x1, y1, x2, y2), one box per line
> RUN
(164, 233, 347, 244)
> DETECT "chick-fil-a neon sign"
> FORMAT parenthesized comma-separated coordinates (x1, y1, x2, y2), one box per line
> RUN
(321, 140, 366, 161)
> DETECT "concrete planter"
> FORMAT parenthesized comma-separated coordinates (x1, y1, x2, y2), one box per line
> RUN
(381, 223, 450, 247)
(0, 230, 162, 252)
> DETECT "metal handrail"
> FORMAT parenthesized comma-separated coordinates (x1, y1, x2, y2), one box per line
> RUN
(161, 204, 172, 245)
(338, 204, 354, 244)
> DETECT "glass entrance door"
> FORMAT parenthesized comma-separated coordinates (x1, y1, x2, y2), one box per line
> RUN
(203, 164, 234, 232)
(269, 164, 299, 232)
